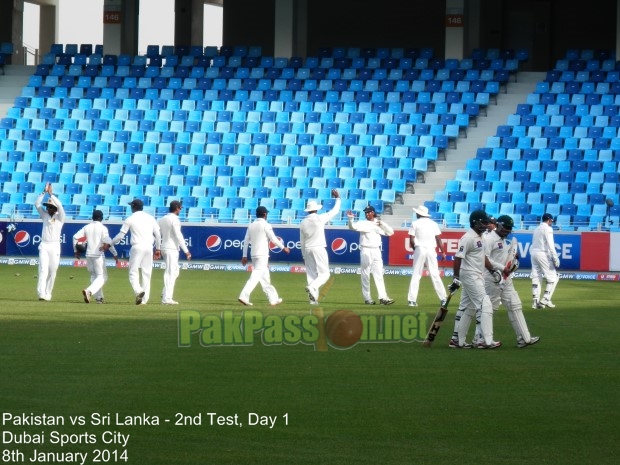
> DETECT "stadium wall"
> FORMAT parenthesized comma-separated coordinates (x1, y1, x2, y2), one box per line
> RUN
(1, 220, 618, 273)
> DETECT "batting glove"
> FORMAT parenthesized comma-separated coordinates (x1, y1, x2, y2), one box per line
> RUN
(448, 278, 461, 293)
(491, 269, 504, 285)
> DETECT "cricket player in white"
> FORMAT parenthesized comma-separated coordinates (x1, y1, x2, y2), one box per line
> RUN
(407, 205, 447, 307)
(449, 210, 501, 349)
(347, 205, 395, 305)
(158, 200, 191, 305)
(73, 209, 119, 304)
(111, 199, 161, 305)
(34, 183, 65, 301)
(238, 206, 290, 306)
(484, 215, 540, 348)
(530, 213, 560, 308)
(300, 189, 341, 304)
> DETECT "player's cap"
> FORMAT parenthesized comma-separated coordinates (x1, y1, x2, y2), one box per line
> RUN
(42, 197, 59, 211)
(169, 200, 182, 212)
(304, 200, 323, 212)
(128, 198, 144, 210)
(363, 205, 376, 213)
(256, 205, 269, 216)
(412, 205, 430, 217)
(92, 209, 104, 221)
(542, 213, 554, 222)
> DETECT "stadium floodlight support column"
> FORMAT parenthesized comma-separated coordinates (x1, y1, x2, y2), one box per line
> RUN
(103, 0, 139, 56)
(174, 0, 204, 50)
(39, 4, 56, 63)
(274, 0, 307, 58)
(617, 0, 620, 57)
(0, 0, 23, 65)
(445, 0, 465, 59)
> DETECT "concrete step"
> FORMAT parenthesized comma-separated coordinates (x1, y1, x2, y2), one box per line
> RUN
(0, 65, 32, 112)
(386, 71, 546, 225)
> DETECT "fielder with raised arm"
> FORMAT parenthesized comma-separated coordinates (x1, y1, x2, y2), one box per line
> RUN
(300, 189, 341, 304)
(530, 213, 560, 309)
(34, 182, 66, 301)
(484, 215, 540, 348)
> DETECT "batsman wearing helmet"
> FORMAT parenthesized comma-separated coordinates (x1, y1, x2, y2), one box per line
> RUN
(448, 210, 501, 349)
(483, 215, 540, 348)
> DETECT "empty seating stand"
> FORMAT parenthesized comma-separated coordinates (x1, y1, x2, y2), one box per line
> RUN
(432, 48, 619, 230)
(0, 44, 524, 223)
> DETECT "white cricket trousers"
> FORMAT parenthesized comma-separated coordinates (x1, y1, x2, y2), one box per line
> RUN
(238, 255, 280, 304)
(456, 270, 495, 346)
(531, 251, 559, 302)
(128, 245, 154, 303)
(485, 276, 534, 344)
(162, 249, 181, 302)
(38, 241, 61, 300)
(360, 246, 388, 301)
(408, 246, 447, 302)
(85, 255, 108, 300)
(304, 247, 330, 290)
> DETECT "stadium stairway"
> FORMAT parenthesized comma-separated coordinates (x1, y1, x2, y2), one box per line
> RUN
(390, 71, 546, 226)
(0, 65, 33, 118)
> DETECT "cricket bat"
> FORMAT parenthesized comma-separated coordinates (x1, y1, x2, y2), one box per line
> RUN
(422, 288, 458, 347)
(503, 237, 519, 278)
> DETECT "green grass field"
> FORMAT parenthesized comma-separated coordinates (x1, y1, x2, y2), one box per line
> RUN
(1, 263, 619, 465)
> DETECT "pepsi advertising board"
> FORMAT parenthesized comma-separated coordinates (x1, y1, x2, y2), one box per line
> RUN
(1, 221, 375, 265)
(198, 226, 377, 264)
(0, 220, 585, 270)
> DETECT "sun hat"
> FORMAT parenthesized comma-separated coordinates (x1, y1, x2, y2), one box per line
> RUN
(412, 205, 430, 217)
(304, 200, 323, 212)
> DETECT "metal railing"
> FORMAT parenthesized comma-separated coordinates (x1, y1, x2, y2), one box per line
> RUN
(22, 43, 39, 66)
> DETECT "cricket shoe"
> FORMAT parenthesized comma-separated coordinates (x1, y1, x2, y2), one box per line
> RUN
(135, 291, 145, 305)
(270, 298, 283, 307)
(379, 298, 395, 305)
(449, 339, 472, 349)
(539, 298, 555, 308)
(162, 300, 179, 305)
(408, 301, 418, 307)
(82, 289, 91, 304)
(305, 286, 318, 303)
(95, 298, 105, 304)
(518, 336, 540, 348)
(238, 297, 253, 306)
(532, 299, 539, 309)
(365, 300, 376, 305)
(477, 341, 502, 349)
